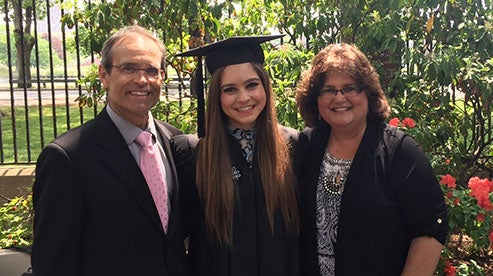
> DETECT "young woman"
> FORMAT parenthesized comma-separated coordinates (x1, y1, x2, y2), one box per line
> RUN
(173, 36, 300, 276)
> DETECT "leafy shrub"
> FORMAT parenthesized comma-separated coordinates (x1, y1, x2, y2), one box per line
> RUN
(438, 174, 493, 275)
(389, 117, 492, 275)
(0, 194, 33, 250)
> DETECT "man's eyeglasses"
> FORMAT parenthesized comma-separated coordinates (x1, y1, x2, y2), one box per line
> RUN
(318, 85, 365, 98)
(111, 64, 162, 78)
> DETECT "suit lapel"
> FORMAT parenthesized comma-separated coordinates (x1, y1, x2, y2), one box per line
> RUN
(94, 110, 165, 236)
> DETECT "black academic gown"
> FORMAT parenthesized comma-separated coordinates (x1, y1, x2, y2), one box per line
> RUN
(172, 126, 300, 276)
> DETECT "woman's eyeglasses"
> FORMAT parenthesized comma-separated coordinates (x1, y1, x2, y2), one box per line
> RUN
(318, 85, 365, 98)
(111, 64, 162, 78)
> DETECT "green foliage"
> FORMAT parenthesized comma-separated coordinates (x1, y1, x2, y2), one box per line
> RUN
(4, 0, 492, 273)
(0, 25, 63, 69)
(265, 45, 314, 129)
(0, 194, 33, 250)
(0, 26, 14, 66)
(34, 36, 64, 68)
(153, 98, 197, 134)
(446, 188, 492, 249)
(76, 63, 105, 107)
(438, 174, 493, 275)
(0, 0, 51, 20)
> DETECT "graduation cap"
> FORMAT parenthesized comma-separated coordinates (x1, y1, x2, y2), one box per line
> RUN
(176, 34, 284, 137)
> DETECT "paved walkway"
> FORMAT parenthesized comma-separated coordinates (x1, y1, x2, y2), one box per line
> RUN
(0, 88, 81, 107)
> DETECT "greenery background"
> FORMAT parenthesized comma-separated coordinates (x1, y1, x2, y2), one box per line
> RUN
(0, 0, 492, 275)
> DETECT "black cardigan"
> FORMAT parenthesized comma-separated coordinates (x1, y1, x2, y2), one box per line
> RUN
(297, 122, 449, 276)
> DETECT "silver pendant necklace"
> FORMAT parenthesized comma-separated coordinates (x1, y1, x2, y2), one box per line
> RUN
(319, 151, 353, 196)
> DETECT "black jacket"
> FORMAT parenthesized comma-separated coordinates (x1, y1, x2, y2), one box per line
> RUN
(32, 108, 191, 276)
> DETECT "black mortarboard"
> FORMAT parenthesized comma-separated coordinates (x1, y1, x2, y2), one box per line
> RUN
(176, 34, 284, 137)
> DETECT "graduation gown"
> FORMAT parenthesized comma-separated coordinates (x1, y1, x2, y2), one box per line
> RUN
(172, 126, 300, 276)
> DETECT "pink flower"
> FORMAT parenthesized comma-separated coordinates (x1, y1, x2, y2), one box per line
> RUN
(445, 159, 451, 165)
(402, 117, 416, 128)
(477, 213, 485, 222)
(389, 117, 400, 127)
(444, 260, 456, 276)
(453, 197, 460, 205)
(468, 177, 493, 211)
(440, 174, 457, 189)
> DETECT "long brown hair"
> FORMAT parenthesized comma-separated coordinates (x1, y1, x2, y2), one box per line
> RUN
(196, 62, 299, 245)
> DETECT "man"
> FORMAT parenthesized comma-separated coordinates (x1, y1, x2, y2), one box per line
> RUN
(31, 25, 190, 275)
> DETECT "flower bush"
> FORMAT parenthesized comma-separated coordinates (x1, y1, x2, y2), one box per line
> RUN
(441, 175, 493, 247)
(389, 117, 493, 275)
(0, 193, 33, 250)
(388, 116, 416, 129)
(438, 174, 493, 275)
(389, 117, 400, 127)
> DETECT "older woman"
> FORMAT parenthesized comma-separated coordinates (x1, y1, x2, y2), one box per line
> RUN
(295, 43, 449, 275)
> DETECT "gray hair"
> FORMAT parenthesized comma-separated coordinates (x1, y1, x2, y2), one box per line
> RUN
(100, 25, 166, 73)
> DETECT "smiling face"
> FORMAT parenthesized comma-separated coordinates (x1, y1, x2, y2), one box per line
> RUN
(99, 34, 164, 129)
(219, 63, 267, 130)
(317, 72, 368, 133)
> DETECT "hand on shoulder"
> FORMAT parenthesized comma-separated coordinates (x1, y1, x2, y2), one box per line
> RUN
(171, 134, 200, 165)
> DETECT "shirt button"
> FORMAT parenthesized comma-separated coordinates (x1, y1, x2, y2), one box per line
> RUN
(437, 218, 443, 224)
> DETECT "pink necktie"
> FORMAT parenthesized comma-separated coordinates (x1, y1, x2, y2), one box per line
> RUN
(135, 131, 169, 233)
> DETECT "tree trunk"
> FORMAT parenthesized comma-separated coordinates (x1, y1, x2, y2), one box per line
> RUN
(15, 35, 34, 88)
(12, 0, 34, 88)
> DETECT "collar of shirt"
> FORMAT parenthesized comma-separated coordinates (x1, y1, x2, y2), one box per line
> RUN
(106, 105, 174, 208)
(227, 124, 257, 163)
(226, 124, 257, 140)
(106, 104, 159, 146)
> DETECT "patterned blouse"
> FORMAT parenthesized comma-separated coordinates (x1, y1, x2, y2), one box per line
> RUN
(316, 149, 352, 276)
(227, 125, 257, 164)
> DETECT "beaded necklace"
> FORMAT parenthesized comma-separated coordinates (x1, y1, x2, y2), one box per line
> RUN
(319, 150, 353, 196)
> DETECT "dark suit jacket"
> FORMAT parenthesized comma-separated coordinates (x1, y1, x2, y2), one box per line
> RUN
(32, 108, 191, 276)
